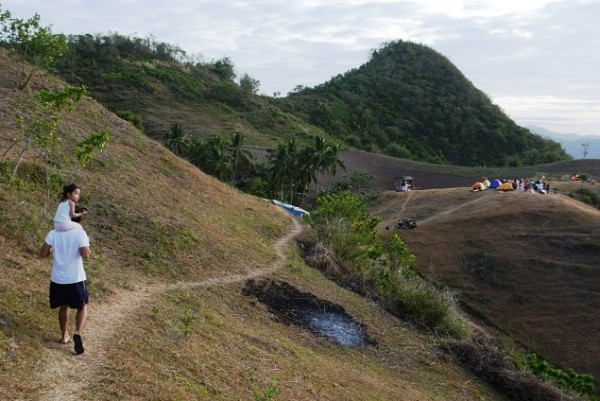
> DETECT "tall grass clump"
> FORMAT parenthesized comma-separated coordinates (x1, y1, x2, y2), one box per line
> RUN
(306, 191, 467, 337)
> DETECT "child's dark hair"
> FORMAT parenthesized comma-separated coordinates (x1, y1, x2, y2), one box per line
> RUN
(60, 183, 80, 202)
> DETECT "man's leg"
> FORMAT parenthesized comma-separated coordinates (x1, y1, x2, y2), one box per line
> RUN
(73, 304, 87, 354)
(58, 305, 70, 343)
(75, 304, 87, 334)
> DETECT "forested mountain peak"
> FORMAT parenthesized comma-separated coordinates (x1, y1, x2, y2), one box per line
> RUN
(280, 40, 569, 167)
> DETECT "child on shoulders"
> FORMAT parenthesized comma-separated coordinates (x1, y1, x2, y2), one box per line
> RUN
(54, 184, 88, 231)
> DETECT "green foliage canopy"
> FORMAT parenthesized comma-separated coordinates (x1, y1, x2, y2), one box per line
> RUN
(0, 6, 68, 89)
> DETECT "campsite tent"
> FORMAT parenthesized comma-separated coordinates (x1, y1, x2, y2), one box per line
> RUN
(497, 182, 515, 191)
(488, 179, 502, 189)
(471, 182, 487, 191)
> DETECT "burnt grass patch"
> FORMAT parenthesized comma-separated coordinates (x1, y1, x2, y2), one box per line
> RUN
(242, 278, 376, 347)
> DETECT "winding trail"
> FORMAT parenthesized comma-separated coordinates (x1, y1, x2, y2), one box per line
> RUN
(37, 210, 302, 401)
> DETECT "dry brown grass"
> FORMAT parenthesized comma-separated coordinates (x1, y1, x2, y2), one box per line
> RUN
(370, 186, 600, 396)
(0, 49, 512, 400)
(76, 256, 509, 401)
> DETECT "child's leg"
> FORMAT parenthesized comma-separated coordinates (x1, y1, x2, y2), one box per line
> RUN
(55, 221, 83, 231)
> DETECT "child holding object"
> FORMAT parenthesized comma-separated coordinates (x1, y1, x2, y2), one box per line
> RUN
(54, 184, 88, 231)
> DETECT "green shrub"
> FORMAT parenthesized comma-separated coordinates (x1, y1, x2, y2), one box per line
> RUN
(308, 191, 466, 337)
(240, 176, 270, 198)
(390, 282, 467, 337)
(574, 187, 600, 208)
(209, 81, 242, 107)
(309, 191, 381, 271)
(513, 352, 597, 399)
(253, 376, 280, 401)
(116, 110, 143, 130)
(461, 250, 500, 282)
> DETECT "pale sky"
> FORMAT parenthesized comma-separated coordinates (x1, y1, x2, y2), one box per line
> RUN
(2, 0, 599, 136)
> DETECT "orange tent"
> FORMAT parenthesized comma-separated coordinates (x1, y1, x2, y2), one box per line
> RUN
(497, 182, 514, 191)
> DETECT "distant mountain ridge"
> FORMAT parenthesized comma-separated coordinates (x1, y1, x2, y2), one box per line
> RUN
(54, 35, 569, 167)
(527, 125, 600, 159)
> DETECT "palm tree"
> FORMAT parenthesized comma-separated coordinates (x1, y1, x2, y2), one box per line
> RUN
(230, 131, 254, 185)
(187, 138, 205, 168)
(324, 143, 346, 190)
(165, 122, 188, 157)
(309, 135, 329, 194)
(295, 146, 318, 203)
(188, 135, 232, 181)
(268, 139, 297, 202)
(203, 135, 232, 181)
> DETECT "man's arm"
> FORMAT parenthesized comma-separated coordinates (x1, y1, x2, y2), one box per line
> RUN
(80, 246, 91, 261)
(39, 243, 52, 258)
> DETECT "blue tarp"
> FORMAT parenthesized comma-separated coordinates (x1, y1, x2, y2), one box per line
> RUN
(272, 200, 310, 217)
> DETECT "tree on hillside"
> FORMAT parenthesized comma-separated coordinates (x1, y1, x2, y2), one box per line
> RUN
(306, 136, 328, 195)
(305, 135, 346, 194)
(323, 142, 346, 190)
(230, 131, 254, 185)
(165, 122, 188, 157)
(268, 139, 298, 202)
(295, 146, 319, 201)
(350, 170, 374, 193)
(188, 135, 232, 181)
(0, 7, 67, 89)
(239, 73, 260, 96)
(7, 85, 86, 185)
(212, 57, 235, 81)
(69, 129, 111, 180)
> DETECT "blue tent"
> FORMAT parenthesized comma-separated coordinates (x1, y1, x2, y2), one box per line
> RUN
(488, 179, 502, 189)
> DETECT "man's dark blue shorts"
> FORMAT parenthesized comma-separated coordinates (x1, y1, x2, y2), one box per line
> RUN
(49, 281, 88, 309)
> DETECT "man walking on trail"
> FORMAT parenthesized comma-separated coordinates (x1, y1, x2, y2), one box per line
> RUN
(40, 224, 91, 355)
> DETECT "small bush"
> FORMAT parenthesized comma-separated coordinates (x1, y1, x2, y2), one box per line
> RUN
(513, 352, 597, 399)
(462, 250, 500, 282)
(573, 188, 600, 209)
(116, 110, 143, 130)
(239, 176, 270, 198)
(444, 335, 576, 401)
(387, 280, 467, 337)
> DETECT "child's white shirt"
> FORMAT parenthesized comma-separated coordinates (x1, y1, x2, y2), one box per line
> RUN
(54, 200, 71, 223)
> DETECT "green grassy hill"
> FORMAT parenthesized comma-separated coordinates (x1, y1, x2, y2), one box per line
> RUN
(0, 48, 520, 401)
(54, 33, 334, 149)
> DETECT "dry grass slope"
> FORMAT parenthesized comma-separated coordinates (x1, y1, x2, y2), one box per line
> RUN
(371, 185, 600, 394)
(1, 49, 513, 400)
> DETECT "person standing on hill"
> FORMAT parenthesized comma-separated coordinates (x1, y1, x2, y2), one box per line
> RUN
(40, 212, 91, 354)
